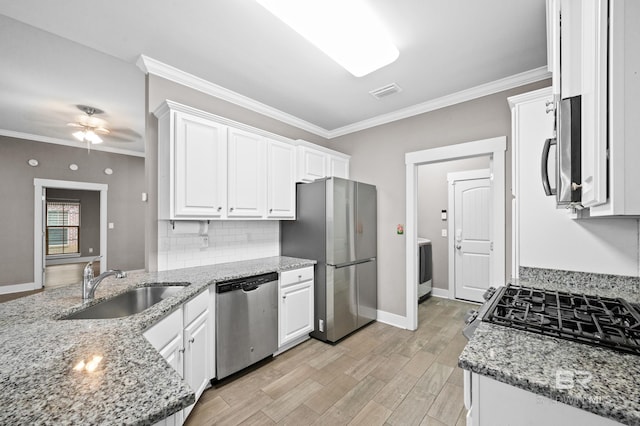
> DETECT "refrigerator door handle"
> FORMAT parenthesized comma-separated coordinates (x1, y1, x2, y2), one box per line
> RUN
(329, 258, 375, 269)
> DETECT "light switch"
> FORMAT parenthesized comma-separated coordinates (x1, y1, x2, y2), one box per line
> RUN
(441, 210, 447, 220)
(108, 223, 115, 229)
(141, 192, 148, 202)
(441, 229, 448, 237)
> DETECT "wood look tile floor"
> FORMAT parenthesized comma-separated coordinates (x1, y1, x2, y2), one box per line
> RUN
(186, 297, 476, 426)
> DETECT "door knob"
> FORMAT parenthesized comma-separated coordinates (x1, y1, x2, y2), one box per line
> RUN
(456, 244, 462, 250)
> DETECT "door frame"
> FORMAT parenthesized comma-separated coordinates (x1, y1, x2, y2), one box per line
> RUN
(405, 136, 506, 331)
(34, 179, 108, 289)
(447, 169, 491, 301)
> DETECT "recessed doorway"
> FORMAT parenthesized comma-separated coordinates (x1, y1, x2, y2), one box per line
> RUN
(34, 179, 108, 289)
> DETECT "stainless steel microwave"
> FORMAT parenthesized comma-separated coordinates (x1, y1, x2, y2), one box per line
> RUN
(541, 95, 582, 208)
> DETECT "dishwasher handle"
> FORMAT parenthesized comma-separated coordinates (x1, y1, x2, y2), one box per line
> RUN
(242, 283, 259, 292)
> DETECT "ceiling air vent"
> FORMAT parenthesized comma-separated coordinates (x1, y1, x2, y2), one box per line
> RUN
(369, 83, 402, 100)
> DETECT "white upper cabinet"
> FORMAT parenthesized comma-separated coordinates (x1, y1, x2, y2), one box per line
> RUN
(155, 101, 350, 220)
(157, 107, 227, 220)
(329, 155, 350, 180)
(266, 139, 296, 219)
(227, 127, 266, 218)
(298, 145, 327, 182)
(296, 140, 350, 183)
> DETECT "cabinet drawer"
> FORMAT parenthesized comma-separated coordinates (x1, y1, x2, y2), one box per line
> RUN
(280, 266, 314, 287)
(143, 308, 182, 351)
(184, 289, 209, 325)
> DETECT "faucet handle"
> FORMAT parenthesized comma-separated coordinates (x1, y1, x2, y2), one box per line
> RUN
(115, 271, 127, 279)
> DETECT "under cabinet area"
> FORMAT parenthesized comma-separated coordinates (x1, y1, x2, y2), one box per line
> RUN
(278, 266, 314, 350)
(144, 289, 211, 425)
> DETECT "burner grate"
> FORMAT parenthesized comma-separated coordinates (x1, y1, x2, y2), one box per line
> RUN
(483, 285, 640, 355)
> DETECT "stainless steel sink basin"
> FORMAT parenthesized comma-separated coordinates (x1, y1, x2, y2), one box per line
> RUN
(62, 285, 188, 320)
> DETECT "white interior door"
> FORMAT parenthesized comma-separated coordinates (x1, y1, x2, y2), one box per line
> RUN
(450, 172, 492, 302)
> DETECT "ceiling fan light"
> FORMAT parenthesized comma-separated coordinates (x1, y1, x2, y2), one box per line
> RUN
(256, 0, 399, 77)
(85, 130, 103, 144)
(72, 130, 86, 141)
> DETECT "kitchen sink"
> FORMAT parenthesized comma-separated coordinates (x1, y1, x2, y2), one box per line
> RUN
(62, 284, 188, 320)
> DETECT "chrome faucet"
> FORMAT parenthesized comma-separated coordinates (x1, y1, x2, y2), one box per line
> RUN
(82, 256, 126, 301)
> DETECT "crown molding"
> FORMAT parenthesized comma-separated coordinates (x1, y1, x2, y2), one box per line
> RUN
(327, 66, 551, 138)
(0, 129, 146, 157)
(137, 54, 551, 141)
(137, 55, 331, 138)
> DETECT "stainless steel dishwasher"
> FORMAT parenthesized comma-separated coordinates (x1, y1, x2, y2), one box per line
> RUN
(215, 272, 278, 379)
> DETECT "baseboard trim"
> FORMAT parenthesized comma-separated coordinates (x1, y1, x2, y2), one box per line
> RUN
(430, 288, 450, 299)
(0, 282, 39, 295)
(376, 309, 408, 329)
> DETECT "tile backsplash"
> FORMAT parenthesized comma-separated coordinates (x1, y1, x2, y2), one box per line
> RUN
(157, 220, 279, 271)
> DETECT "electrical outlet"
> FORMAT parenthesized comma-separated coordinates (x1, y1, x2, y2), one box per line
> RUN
(441, 229, 448, 237)
(88, 248, 93, 253)
(200, 235, 209, 248)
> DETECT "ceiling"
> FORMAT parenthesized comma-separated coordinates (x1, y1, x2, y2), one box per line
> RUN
(0, 0, 548, 155)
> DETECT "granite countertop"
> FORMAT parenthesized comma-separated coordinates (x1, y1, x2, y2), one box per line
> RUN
(459, 276, 640, 426)
(0, 256, 316, 425)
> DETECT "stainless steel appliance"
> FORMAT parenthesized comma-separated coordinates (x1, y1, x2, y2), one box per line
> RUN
(417, 238, 432, 302)
(541, 95, 582, 208)
(281, 177, 377, 343)
(215, 272, 278, 379)
(463, 284, 640, 355)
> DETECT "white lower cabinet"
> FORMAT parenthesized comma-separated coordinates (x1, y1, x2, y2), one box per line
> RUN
(144, 290, 211, 425)
(466, 372, 622, 425)
(278, 267, 314, 349)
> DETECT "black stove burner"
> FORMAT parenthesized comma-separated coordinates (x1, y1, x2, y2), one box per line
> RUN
(482, 285, 640, 356)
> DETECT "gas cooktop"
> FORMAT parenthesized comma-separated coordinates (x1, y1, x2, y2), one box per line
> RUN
(481, 285, 640, 355)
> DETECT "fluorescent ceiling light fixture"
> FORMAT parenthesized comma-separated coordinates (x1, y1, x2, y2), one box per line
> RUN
(256, 0, 399, 77)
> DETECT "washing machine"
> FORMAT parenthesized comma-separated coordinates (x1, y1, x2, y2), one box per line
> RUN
(417, 238, 432, 303)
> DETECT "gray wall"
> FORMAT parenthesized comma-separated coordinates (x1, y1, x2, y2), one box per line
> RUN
(417, 157, 490, 292)
(329, 80, 551, 317)
(0, 136, 145, 286)
(45, 188, 100, 259)
(144, 75, 333, 271)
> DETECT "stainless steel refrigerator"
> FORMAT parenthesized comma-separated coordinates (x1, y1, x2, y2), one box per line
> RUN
(281, 177, 377, 342)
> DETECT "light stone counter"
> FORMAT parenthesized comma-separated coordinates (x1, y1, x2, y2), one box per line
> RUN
(459, 268, 640, 425)
(0, 256, 315, 425)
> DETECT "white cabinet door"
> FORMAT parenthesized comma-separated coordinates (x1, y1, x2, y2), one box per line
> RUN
(579, 0, 608, 208)
(157, 331, 185, 426)
(266, 139, 296, 219)
(279, 281, 314, 346)
(183, 310, 209, 420)
(298, 146, 327, 182)
(227, 127, 266, 217)
(329, 155, 350, 179)
(174, 112, 227, 218)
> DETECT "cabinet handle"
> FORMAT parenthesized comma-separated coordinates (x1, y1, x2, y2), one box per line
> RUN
(229, 207, 234, 212)
(189, 337, 195, 344)
(217, 206, 222, 212)
(541, 138, 557, 196)
(269, 209, 273, 213)
(179, 348, 185, 354)
(298, 275, 302, 280)
(283, 294, 287, 300)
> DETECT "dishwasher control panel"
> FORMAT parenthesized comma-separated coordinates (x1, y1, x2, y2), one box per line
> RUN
(216, 272, 278, 293)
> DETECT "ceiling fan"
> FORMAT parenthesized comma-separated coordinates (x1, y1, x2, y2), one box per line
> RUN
(67, 105, 110, 145)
